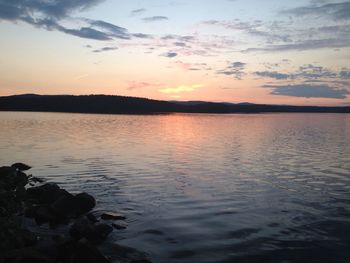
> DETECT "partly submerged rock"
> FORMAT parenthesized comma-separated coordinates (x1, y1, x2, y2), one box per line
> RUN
(11, 163, 32, 171)
(72, 239, 111, 263)
(74, 193, 96, 215)
(112, 222, 127, 230)
(69, 218, 113, 243)
(26, 183, 70, 205)
(101, 212, 126, 221)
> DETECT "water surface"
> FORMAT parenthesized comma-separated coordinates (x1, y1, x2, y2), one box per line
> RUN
(1, 112, 350, 262)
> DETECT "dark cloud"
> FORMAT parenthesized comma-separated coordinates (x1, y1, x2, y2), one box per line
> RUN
(174, 42, 186, 47)
(283, 1, 350, 20)
(0, 0, 136, 41)
(160, 52, 177, 58)
(264, 84, 350, 99)
(92, 47, 118, 53)
(142, 16, 168, 22)
(130, 8, 146, 16)
(0, 0, 104, 21)
(255, 71, 290, 79)
(201, 19, 291, 43)
(217, 61, 246, 80)
(58, 26, 112, 40)
(88, 20, 130, 39)
(132, 33, 153, 39)
(340, 70, 350, 79)
(243, 38, 350, 52)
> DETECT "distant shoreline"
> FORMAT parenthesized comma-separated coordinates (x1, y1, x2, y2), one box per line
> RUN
(1, 94, 349, 114)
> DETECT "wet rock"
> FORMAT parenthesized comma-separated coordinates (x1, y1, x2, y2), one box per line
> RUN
(87, 212, 99, 223)
(51, 192, 96, 219)
(94, 223, 113, 240)
(12, 163, 32, 171)
(34, 205, 57, 225)
(74, 193, 96, 215)
(112, 222, 127, 230)
(69, 218, 113, 243)
(72, 239, 110, 263)
(50, 193, 76, 218)
(26, 183, 70, 205)
(69, 217, 95, 240)
(101, 212, 126, 221)
(4, 248, 51, 263)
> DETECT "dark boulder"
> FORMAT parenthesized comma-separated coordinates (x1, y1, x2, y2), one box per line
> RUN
(87, 212, 99, 223)
(93, 223, 113, 240)
(50, 193, 77, 218)
(11, 163, 32, 171)
(112, 222, 127, 230)
(34, 205, 57, 225)
(71, 239, 110, 263)
(51, 192, 96, 219)
(69, 217, 95, 240)
(101, 212, 126, 221)
(26, 183, 70, 205)
(74, 193, 96, 215)
(69, 218, 113, 243)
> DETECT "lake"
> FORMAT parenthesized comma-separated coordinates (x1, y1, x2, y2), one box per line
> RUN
(1, 111, 350, 262)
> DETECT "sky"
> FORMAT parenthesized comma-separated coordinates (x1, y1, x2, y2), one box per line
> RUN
(0, 0, 350, 106)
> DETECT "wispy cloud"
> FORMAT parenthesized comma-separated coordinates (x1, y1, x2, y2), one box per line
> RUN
(130, 8, 146, 16)
(264, 84, 350, 99)
(282, 1, 350, 21)
(217, 61, 246, 80)
(160, 51, 178, 58)
(92, 47, 118, 53)
(142, 16, 169, 22)
(0, 0, 138, 41)
(159, 84, 204, 94)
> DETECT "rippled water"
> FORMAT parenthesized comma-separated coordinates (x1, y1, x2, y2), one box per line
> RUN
(1, 112, 350, 262)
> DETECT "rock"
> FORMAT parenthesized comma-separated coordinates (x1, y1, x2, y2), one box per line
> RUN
(26, 183, 70, 205)
(11, 163, 32, 171)
(50, 193, 76, 218)
(93, 223, 113, 240)
(34, 205, 57, 225)
(87, 212, 99, 223)
(74, 193, 96, 215)
(4, 248, 51, 263)
(71, 239, 110, 263)
(70, 219, 113, 243)
(112, 222, 127, 230)
(101, 212, 126, 221)
(51, 192, 95, 219)
(69, 217, 95, 240)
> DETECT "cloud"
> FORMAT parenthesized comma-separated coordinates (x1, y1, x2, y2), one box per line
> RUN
(127, 81, 153, 91)
(58, 26, 113, 40)
(132, 33, 153, 39)
(92, 46, 118, 53)
(130, 8, 146, 16)
(159, 84, 204, 94)
(340, 70, 350, 79)
(283, 1, 350, 20)
(255, 71, 290, 80)
(0, 0, 136, 41)
(217, 61, 246, 80)
(160, 52, 178, 58)
(142, 16, 168, 22)
(264, 84, 350, 99)
(243, 38, 350, 52)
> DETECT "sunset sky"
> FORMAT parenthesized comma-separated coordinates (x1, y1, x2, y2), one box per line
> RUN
(1, 0, 350, 105)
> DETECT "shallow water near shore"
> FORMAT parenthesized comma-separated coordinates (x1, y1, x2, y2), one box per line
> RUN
(1, 111, 350, 262)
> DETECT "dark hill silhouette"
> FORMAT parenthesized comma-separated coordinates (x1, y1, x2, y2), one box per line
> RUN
(0, 94, 349, 114)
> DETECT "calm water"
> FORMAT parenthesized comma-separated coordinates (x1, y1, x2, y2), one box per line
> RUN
(1, 112, 350, 262)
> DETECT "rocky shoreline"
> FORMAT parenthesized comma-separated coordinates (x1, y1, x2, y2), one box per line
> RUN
(0, 163, 150, 263)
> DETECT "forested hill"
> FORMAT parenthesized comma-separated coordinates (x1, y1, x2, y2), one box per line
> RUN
(0, 94, 349, 114)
